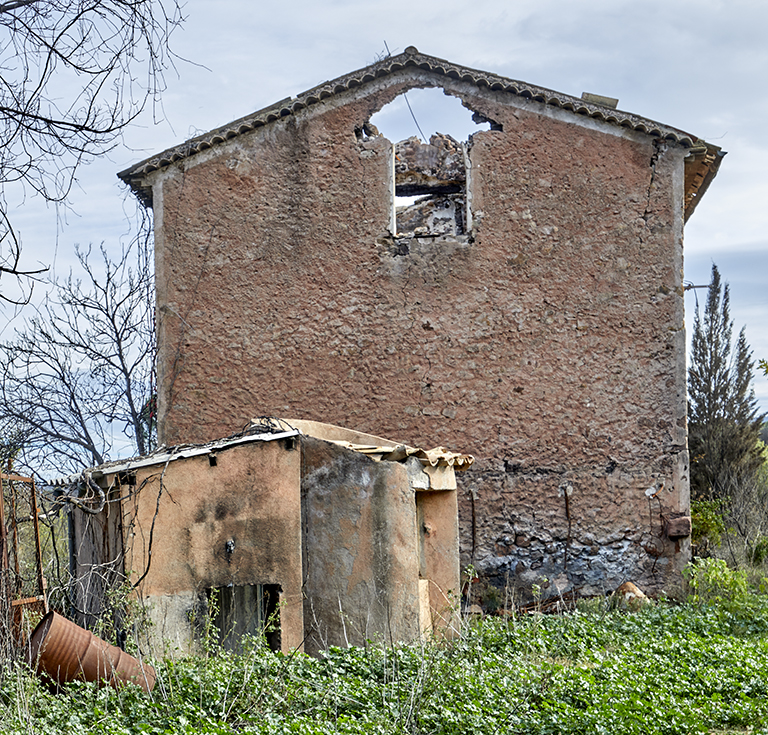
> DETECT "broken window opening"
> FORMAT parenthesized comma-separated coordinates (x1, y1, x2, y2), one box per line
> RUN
(393, 133, 468, 237)
(369, 87, 489, 146)
(207, 583, 281, 652)
(365, 89, 502, 240)
(367, 89, 500, 239)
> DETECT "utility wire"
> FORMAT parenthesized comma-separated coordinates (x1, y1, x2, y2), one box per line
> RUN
(384, 41, 428, 142)
(403, 94, 428, 143)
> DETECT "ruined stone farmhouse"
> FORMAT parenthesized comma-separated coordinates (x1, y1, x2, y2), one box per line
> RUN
(118, 47, 723, 601)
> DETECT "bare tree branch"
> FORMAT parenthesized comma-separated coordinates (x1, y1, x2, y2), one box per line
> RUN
(0, 1, 41, 14)
(0, 0, 182, 300)
(0, 220, 156, 475)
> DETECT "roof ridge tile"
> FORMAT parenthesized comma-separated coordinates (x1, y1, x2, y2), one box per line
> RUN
(117, 47, 708, 204)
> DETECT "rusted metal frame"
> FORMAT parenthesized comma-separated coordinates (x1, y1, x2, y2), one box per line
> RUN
(1, 473, 34, 483)
(0, 475, 10, 637)
(0, 472, 49, 618)
(0, 476, 8, 572)
(30, 478, 47, 610)
(10, 477, 20, 590)
(10, 595, 46, 607)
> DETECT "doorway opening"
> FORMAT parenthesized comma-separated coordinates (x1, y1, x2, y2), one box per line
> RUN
(207, 583, 281, 652)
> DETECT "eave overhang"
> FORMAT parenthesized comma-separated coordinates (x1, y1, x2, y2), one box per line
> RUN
(118, 46, 722, 217)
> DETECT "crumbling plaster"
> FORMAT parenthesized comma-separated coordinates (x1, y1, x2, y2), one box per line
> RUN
(122, 437, 305, 654)
(69, 424, 462, 655)
(144, 65, 691, 598)
(300, 437, 421, 655)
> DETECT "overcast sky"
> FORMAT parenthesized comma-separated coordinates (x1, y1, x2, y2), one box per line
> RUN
(6, 0, 768, 410)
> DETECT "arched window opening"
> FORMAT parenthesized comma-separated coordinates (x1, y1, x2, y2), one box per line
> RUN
(369, 87, 488, 147)
(367, 88, 499, 238)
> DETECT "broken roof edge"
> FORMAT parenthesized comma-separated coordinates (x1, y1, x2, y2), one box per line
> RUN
(48, 423, 300, 486)
(684, 142, 726, 223)
(117, 45, 709, 206)
(275, 417, 474, 471)
(48, 416, 474, 487)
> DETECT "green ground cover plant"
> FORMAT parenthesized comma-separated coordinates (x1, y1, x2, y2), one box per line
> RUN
(3, 586, 768, 734)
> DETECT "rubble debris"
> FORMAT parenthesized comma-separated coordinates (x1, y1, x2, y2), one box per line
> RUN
(396, 194, 465, 238)
(395, 133, 465, 195)
(614, 581, 649, 610)
(394, 133, 467, 237)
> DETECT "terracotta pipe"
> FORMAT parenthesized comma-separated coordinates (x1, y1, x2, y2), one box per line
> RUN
(27, 611, 156, 692)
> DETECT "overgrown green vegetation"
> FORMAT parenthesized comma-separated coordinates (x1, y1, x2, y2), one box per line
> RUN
(5, 583, 768, 735)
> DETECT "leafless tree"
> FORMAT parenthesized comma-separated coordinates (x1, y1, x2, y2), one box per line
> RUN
(0, 0, 182, 301)
(0, 228, 155, 475)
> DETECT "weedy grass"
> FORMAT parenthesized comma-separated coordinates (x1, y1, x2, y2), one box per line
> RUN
(3, 594, 768, 734)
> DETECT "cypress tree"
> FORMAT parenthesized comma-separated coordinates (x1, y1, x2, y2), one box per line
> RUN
(688, 264, 765, 500)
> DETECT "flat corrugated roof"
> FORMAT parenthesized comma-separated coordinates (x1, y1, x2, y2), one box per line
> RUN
(49, 428, 299, 486)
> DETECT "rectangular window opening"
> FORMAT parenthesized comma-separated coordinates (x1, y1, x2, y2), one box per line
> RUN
(392, 134, 469, 238)
(207, 583, 281, 652)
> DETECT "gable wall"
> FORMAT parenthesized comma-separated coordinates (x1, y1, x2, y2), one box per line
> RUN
(150, 74, 689, 598)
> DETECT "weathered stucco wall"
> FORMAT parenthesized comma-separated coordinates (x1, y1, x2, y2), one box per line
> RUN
(417, 488, 460, 628)
(300, 436, 421, 655)
(148, 69, 690, 598)
(121, 437, 304, 653)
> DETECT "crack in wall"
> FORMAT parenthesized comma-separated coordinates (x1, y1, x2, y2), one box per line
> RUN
(639, 140, 665, 246)
(559, 482, 573, 572)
